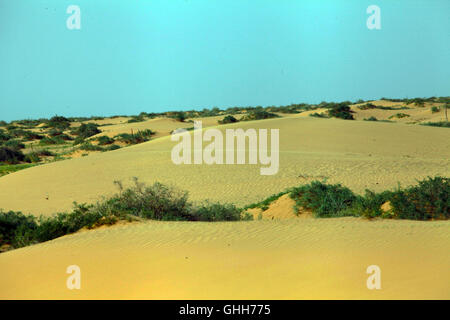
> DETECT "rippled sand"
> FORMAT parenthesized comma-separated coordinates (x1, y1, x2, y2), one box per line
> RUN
(0, 115, 448, 216)
(0, 108, 449, 299)
(0, 218, 448, 299)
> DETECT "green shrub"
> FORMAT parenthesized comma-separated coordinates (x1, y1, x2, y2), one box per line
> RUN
(96, 179, 193, 221)
(388, 113, 410, 119)
(39, 136, 65, 145)
(431, 106, 440, 113)
(2, 139, 25, 150)
(0, 146, 26, 164)
(24, 153, 40, 163)
(327, 103, 354, 120)
(168, 112, 187, 122)
(0, 211, 38, 249)
(290, 181, 357, 217)
(48, 129, 63, 137)
(114, 129, 154, 144)
(309, 112, 328, 118)
(8, 128, 28, 138)
(104, 145, 120, 151)
(24, 149, 54, 163)
(47, 116, 71, 130)
(389, 177, 449, 220)
(0, 129, 11, 142)
(127, 115, 146, 123)
(358, 103, 377, 110)
(22, 131, 44, 141)
(0, 163, 37, 177)
(73, 136, 85, 145)
(241, 110, 279, 121)
(96, 136, 115, 145)
(218, 115, 238, 124)
(73, 123, 101, 139)
(364, 116, 378, 121)
(244, 191, 288, 211)
(194, 202, 244, 221)
(35, 205, 104, 242)
(9, 129, 45, 141)
(420, 121, 450, 128)
(350, 190, 393, 219)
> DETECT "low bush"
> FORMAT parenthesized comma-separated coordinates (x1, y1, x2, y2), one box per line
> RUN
(39, 136, 65, 145)
(24, 149, 54, 163)
(9, 129, 45, 141)
(48, 129, 73, 141)
(24, 153, 40, 163)
(0, 179, 253, 251)
(168, 112, 187, 122)
(327, 103, 354, 120)
(241, 110, 279, 121)
(389, 177, 449, 220)
(0, 211, 38, 249)
(114, 129, 154, 144)
(73, 136, 85, 145)
(96, 136, 115, 145)
(104, 145, 120, 151)
(127, 115, 146, 123)
(431, 106, 440, 113)
(72, 123, 101, 139)
(47, 116, 71, 130)
(218, 115, 238, 124)
(244, 191, 288, 211)
(0, 146, 26, 164)
(22, 131, 44, 141)
(388, 113, 410, 119)
(420, 121, 450, 128)
(364, 116, 378, 121)
(194, 202, 249, 221)
(290, 181, 357, 217)
(288, 177, 449, 220)
(98, 179, 193, 221)
(0, 130, 11, 142)
(2, 139, 25, 150)
(358, 103, 377, 110)
(309, 112, 328, 118)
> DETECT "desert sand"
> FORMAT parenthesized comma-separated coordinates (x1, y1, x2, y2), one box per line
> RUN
(0, 106, 449, 299)
(0, 217, 448, 299)
(0, 115, 448, 216)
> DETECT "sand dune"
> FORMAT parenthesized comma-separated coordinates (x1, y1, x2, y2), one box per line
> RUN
(0, 218, 448, 299)
(0, 116, 449, 216)
(90, 116, 226, 140)
(350, 100, 447, 123)
(1, 111, 449, 300)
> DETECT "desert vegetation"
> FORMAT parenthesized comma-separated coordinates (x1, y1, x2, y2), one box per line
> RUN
(246, 176, 449, 220)
(420, 121, 450, 128)
(218, 115, 239, 124)
(0, 96, 448, 179)
(241, 110, 279, 121)
(0, 179, 252, 252)
(1, 176, 448, 253)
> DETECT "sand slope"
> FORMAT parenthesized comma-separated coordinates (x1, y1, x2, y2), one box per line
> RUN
(0, 117, 449, 216)
(0, 218, 448, 299)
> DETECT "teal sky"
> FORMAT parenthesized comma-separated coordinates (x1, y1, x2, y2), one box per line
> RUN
(0, 0, 449, 121)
